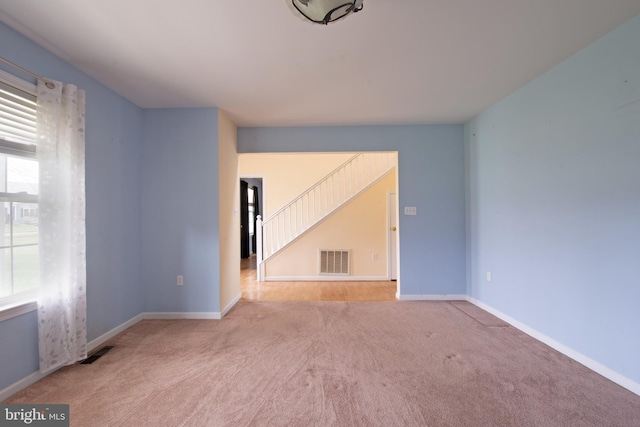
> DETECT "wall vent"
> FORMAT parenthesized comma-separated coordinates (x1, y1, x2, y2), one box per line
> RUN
(319, 250, 350, 275)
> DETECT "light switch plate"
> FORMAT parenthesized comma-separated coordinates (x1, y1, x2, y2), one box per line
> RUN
(404, 206, 417, 216)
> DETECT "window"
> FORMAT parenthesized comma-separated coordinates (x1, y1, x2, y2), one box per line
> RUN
(0, 71, 38, 307)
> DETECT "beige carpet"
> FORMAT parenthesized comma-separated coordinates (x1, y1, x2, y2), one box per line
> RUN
(6, 301, 640, 426)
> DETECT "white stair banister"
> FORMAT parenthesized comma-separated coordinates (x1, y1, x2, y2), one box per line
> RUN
(255, 152, 396, 281)
(256, 215, 263, 281)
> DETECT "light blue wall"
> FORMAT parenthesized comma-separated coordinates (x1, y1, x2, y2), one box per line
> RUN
(141, 109, 221, 313)
(0, 311, 38, 389)
(85, 83, 143, 340)
(466, 15, 640, 383)
(238, 125, 466, 296)
(0, 22, 144, 390)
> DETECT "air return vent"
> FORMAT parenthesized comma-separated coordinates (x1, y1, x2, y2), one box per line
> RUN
(80, 346, 114, 364)
(319, 250, 350, 275)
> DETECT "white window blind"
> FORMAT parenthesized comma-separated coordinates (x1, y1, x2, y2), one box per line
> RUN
(0, 79, 37, 154)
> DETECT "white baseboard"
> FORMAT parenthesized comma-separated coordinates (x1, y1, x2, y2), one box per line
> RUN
(1, 310, 226, 401)
(397, 294, 467, 301)
(2, 313, 145, 402)
(265, 275, 389, 282)
(5, 298, 638, 402)
(221, 293, 242, 318)
(0, 370, 49, 402)
(144, 312, 221, 320)
(87, 313, 144, 352)
(88, 310, 224, 350)
(467, 296, 640, 397)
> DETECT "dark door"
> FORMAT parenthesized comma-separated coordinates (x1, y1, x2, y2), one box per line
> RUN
(251, 185, 260, 254)
(240, 180, 250, 258)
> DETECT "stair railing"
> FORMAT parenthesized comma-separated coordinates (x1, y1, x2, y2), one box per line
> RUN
(255, 152, 396, 281)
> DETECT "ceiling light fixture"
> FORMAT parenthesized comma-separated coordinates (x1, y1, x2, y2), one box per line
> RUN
(290, 0, 364, 25)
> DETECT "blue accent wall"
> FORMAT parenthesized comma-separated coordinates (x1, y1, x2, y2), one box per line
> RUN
(141, 109, 221, 313)
(0, 22, 144, 390)
(238, 125, 467, 296)
(466, 15, 640, 383)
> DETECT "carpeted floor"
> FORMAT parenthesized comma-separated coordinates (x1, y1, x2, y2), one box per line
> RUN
(6, 301, 640, 426)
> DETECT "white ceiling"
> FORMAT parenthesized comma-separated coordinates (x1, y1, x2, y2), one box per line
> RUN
(1, 1, 639, 126)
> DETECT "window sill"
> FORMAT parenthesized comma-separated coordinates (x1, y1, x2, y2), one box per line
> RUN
(0, 300, 37, 322)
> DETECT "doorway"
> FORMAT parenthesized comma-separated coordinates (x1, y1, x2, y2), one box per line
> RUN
(238, 152, 399, 301)
(239, 178, 263, 259)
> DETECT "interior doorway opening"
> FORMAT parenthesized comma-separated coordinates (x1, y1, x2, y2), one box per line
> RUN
(238, 152, 399, 302)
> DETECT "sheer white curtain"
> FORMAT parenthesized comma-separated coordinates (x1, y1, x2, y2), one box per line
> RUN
(36, 79, 87, 373)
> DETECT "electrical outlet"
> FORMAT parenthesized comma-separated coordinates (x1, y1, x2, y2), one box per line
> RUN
(372, 253, 378, 261)
(177, 275, 184, 286)
(486, 271, 492, 282)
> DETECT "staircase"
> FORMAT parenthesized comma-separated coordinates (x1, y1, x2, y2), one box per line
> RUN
(256, 152, 396, 281)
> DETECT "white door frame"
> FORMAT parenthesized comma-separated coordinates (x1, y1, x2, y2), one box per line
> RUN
(387, 190, 399, 285)
(239, 174, 266, 281)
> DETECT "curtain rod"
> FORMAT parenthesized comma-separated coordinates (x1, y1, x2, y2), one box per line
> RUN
(0, 55, 56, 89)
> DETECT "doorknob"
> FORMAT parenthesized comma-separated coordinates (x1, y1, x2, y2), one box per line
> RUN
(391, 226, 397, 231)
